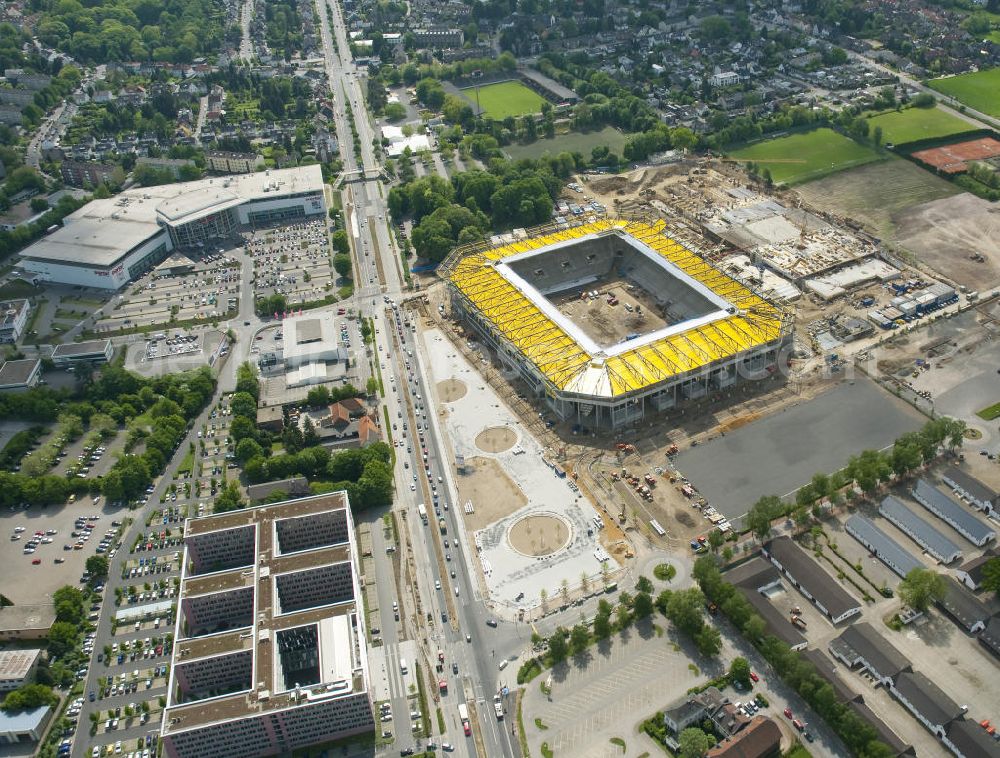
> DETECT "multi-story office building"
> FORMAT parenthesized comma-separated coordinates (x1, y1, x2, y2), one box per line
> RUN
(161, 492, 373, 758)
(0, 298, 29, 344)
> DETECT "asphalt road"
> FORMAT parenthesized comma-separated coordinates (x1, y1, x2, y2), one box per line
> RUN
(313, 2, 523, 753)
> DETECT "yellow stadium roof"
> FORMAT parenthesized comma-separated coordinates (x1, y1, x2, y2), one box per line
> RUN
(445, 218, 786, 398)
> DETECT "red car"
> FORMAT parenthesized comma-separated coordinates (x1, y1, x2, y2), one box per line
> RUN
(783, 708, 793, 719)
(31, 558, 41, 565)
(749, 671, 759, 683)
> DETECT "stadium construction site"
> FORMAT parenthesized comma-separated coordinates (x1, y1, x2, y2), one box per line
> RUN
(440, 216, 793, 430)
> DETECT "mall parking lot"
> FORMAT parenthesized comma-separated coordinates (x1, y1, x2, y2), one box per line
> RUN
(247, 218, 336, 306)
(95, 255, 241, 332)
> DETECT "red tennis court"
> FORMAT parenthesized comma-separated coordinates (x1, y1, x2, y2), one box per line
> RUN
(913, 137, 1000, 174)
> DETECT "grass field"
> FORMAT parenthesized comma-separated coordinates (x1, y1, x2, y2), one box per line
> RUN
(929, 68, 1000, 118)
(461, 81, 547, 119)
(505, 126, 630, 161)
(977, 401, 1000, 421)
(727, 128, 883, 185)
(866, 106, 974, 145)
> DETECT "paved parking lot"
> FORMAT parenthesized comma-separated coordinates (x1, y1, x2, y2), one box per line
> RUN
(95, 250, 241, 332)
(0, 498, 124, 604)
(248, 218, 337, 305)
(673, 376, 926, 523)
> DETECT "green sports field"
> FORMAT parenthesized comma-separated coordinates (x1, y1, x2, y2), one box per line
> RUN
(461, 80, 548, 119)
(929, 68, 1000, 118)
(727, 128, 883, 185)
(866, 106, 974, 145)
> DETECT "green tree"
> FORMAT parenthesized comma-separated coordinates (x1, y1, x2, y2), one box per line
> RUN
(666, 588, 706, 636)
(981, 557, 1000, 597)
(569, 623, 589, 655)
(214, 481, 245, 513)
(636, 575, 653, 594)
(633, 591, 654, 619)
(85, 555, 109, 580)
(678, 727, 713, 758)
(235, 438, 264, 463)
(230, 392, 257, 420)
(898, 567, 946, 612)
(746, 495, 782, 541)
(593, 609, 612, 640)
(728, 656, 751, 688)
(694, 624, 722, 657)
(47, 621, 79, 659)
(708, 530, 725, 552)
(547, 630, 568, 664)
(1, 684, 58, 711)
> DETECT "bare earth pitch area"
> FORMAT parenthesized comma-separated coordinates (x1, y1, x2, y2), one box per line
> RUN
(893, 192, 1000, 289)
(794, 157, 959, 242)
(475, 425, 518, 453)
(551, 276, 670, 347)
(436, 378, 467, 403)
(508, 514, 570, 556)
(455, 456, 528, 531)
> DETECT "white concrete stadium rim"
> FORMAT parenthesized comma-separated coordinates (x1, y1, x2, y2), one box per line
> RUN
(493, 229, 734, 358)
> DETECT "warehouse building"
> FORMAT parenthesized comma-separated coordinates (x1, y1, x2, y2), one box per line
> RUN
(762, 536, 862, 623)
(942, 467, 998, 515)
(161, 492, 373, 758)
(724, 557, 806, 649)
(879, 496, 964, 565)
(980, 617, 1000, 659)
(22, 166, 324, 290)
(845, 514, 924, 578)
(912, 479, 996, 547)
(945, 719, 1000, 758)
(893, 671, 965, 740)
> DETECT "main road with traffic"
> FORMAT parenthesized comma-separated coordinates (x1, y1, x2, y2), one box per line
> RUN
(315, 1, 523, 755)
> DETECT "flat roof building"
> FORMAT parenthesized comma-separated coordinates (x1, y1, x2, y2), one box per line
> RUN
(22, 166, 325, 290)
(51, 339, 114, 367)
(879, 496, 964, 565)
(762, 536, 862, 623)
(912, 479, 996, 547)
(0, 705, 52, 744)
(0, 358, 41, 392)
(942, 466, 998, 515)
(846, 515, 924, 578)
(161, 492, 373, 758)
(0, 605, 56, 642)
(0, 649, 41, 691)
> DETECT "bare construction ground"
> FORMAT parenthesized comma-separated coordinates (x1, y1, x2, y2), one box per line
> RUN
(454, 456, 528, 531)
(893, 193, 1000, 289)
(475, 426, 518, 453)
(552, 275, 669, 346)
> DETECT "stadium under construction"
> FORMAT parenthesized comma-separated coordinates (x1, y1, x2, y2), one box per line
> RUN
(441, 217, 793, 430)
